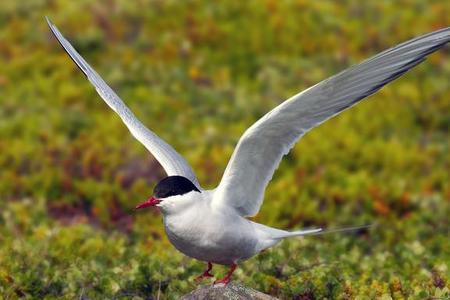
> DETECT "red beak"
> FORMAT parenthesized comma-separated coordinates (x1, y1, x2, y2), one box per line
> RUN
(135, 196, 162, 210)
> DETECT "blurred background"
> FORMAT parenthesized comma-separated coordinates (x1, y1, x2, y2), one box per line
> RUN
(0, 0, 449, 299)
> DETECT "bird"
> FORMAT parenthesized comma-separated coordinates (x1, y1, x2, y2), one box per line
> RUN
(46, 17, 450, 285)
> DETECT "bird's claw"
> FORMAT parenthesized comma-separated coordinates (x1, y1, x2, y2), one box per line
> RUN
(212, 263, 236, 285)
(213, 277, 231, 285)
(195, 271, 214, 282)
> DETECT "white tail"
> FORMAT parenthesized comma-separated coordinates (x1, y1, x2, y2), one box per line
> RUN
(273, 224, 373, 240)
(273, 228, 323, 239)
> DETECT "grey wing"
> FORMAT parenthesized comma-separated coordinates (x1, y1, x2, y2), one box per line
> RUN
(46, 17, 201, 188)
(213, 27, 449, 216)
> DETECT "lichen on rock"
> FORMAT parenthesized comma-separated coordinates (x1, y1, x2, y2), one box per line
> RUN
(180, 283, 278, 300)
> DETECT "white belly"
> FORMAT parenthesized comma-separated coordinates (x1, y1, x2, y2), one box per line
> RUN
(163, 206, 258, 265)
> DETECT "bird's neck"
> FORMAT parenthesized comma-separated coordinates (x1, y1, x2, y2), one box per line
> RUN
(158, 191, 202, 216)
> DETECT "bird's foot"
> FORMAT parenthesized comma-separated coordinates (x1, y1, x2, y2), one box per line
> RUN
(195, 271, 214, 282)
(195, 262, 214, 282)
(213, 276, 231, 285)
(213, 263, 237, 286)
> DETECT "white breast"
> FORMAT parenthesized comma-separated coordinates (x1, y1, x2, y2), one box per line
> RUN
(162, 196, 259, 265)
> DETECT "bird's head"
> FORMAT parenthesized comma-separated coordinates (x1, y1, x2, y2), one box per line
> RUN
(135, 176, 201, 212)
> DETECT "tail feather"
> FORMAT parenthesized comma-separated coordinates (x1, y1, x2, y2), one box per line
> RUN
(273, 228, 323, 239)
(310, 224, 373, 236)
(270, 224, 373, 240)
(253, 222, 373, 253)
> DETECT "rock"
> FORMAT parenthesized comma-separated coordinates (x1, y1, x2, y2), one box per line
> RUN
(180, 283, 279, 300)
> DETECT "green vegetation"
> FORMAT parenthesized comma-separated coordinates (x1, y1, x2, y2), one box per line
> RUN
(1, 1, 449, 299)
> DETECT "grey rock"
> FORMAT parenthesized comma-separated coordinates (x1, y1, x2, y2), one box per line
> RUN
(180, 283, 279, 300)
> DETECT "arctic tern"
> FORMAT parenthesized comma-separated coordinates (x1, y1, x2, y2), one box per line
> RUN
(46, 17, 449, 284)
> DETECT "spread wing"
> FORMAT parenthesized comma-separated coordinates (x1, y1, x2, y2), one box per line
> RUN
(46, 17, 201, 189)
(213, 27, 449, 216)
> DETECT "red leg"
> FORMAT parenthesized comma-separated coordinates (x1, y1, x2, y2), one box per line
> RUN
(214, 263, 237, 285)
(195, 262, 214, 281)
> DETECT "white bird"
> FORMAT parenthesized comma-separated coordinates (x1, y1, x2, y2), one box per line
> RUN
(46, 17, 449, 284)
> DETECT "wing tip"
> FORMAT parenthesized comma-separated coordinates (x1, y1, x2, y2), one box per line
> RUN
(45, 16, 53, 28)
(45, 16, 59, 38)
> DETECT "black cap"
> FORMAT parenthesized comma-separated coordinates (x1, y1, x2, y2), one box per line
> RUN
(154, 176, 201, 198)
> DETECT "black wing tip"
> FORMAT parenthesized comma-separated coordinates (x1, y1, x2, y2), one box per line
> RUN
(45, 17, 90, 78)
